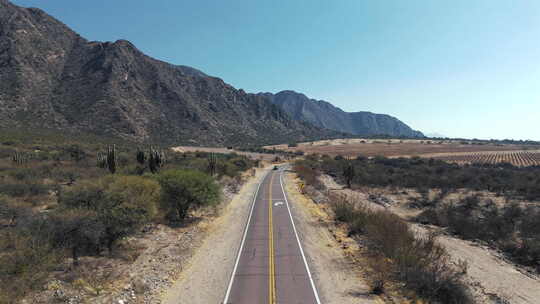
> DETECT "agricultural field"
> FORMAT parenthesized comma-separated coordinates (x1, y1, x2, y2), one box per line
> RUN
(267, 138, 540, 167)
(428, 150, 540, 167)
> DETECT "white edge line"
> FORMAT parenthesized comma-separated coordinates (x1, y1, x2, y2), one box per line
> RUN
(222, 169, 269, 304)
(279, 167, 322, 304)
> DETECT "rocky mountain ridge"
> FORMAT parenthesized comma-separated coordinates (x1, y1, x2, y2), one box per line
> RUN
(0, 0, 342, 146)
(260, 90, 423, 138)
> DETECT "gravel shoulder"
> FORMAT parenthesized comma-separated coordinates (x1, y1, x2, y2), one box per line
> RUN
(161, 167, 270, 304)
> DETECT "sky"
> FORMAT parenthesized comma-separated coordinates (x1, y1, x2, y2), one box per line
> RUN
(12, 0, 540, 140)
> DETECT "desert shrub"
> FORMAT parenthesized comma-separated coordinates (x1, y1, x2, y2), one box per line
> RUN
(419, 198, 540, 272)
(294, 161, 324, 190)
(158, 170, 220, 222)
(0, 183, 49, 197)
(49, 209, 104, 265)
(59, 175, 160, 252)
(105, 175, 160, 219)
(0, 196, 32, 227)
(304, 155, 540, 201)
(64, 144, 87, 162)
(8, 168, 36, 181)
(0, 216, 65, 303)
(331, 197, 472, 303)
(331, 197, 357, 224)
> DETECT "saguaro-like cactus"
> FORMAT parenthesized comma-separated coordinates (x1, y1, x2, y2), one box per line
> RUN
(148, 146, 166, 174)
(97, 145, 117, 174)
(12, 152, 30, 165)
(207, 153, 217, 176)
(107, 145, 117, 174)
(136, 148, 146, 165)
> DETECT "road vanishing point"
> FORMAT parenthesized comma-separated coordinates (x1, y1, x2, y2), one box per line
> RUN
(223, 167, 321, 304)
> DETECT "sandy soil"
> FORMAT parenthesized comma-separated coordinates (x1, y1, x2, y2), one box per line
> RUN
(320, 175, 540, 304)
(282, 172, 385, 304)
(265, 138, 536, 158)
(161, 166, 271, 304)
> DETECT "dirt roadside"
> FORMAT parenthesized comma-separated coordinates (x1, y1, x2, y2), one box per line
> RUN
(161, 167, 270, 304)
(282, 171, 387, 304)
(320, 174, 540, 304)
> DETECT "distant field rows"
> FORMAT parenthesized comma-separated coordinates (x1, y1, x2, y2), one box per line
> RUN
(267, 139, 540, 159)
(426, 150, 540, 167)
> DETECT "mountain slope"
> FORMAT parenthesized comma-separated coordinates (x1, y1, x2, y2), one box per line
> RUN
(260, 90, 424, 138)
(0, 0, 342, 146)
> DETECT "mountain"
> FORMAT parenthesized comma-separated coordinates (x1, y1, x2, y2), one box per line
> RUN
(0, 0, 342, 146)
(259, 91, 424, 138)
(425, 132, 447, 138)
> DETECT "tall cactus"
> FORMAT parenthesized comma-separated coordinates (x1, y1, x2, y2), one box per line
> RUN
(107, 145, 117, 174)
(148, 146, 166, 174)
(97, 152, 107, 169)
(207, 153, 217, 176)
(12, 152, 30, 166)
(343, 159, 355, 189)
(97, 145, 117, 174)
(136, 148, 146, 165)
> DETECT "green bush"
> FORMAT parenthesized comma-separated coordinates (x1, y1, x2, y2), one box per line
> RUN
(158, 170, 220, 221)
(59, 175, 160, 252)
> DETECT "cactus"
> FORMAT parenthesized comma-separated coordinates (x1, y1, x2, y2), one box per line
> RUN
(107, 145, 117, 174)
(97, 145, 117, 174)
(148, 146, 166, 174)
(12, 151, 30, 165)
(207, 153, 217, 176)
(343, 161, 355, 189)
(97, 152, 107, 168)
(136, 148, 146, 165)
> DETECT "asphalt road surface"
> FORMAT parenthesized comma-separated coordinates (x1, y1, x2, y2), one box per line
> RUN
(223, 167, 321, 304)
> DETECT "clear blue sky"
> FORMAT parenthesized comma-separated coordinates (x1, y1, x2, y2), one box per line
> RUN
(13, 0, 540, 140)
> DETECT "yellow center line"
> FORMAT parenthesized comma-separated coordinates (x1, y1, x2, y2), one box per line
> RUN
(268, 173, 276, 304)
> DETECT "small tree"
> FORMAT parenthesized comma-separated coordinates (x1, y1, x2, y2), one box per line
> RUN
(158, 170, 220, 222)
(59, 176, 160, 254)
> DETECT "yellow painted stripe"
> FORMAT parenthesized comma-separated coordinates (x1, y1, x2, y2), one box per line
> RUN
(268, 173, 276, 304)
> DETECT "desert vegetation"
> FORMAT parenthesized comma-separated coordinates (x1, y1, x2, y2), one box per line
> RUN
(416, 196, 540, 273)
(299, 154, 540, 201)
(294, 162, 472, 303)
(295, 154, 540, 275)
(0, 130, 257, 303)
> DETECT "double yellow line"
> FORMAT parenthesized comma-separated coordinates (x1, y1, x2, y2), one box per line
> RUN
(268, 173, 276, 304)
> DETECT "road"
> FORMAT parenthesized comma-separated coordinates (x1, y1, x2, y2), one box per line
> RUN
(223, 167, 321, 304)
